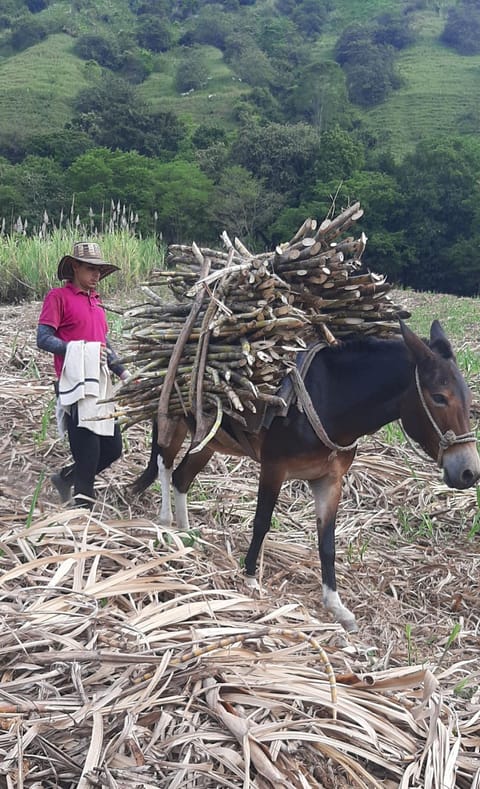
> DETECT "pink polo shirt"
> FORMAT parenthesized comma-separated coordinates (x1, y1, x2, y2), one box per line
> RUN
(38, 282, 109, 378)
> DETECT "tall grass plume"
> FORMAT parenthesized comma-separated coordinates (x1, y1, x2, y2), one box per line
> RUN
(0, 202, 165, 302)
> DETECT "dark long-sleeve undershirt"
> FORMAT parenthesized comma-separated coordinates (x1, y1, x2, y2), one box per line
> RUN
(37, 324, 125, 378)
(36, 323, 67, 356)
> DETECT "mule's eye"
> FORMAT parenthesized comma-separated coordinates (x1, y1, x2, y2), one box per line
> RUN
(432, 393, 448, 406)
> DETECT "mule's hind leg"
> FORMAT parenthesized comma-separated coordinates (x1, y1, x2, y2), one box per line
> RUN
(244, 465, 285, 589)
(157, 456, 173, 526)
(130, 419, 187, 526)
(157, 421, 188, 526)
(310, 476, 357, 632)
(171, 444, 216, 530)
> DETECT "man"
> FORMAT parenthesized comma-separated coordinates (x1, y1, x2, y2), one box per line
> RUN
(37, 241, 130, 507)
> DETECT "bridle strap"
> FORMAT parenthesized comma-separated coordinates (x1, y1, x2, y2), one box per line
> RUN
(413, 366, 476, 467)
(289, 361, 476, 467)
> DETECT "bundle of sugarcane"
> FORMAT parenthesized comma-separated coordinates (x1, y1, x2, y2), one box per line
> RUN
(116, 249, 310, 439)
(115, 202, 409, 446)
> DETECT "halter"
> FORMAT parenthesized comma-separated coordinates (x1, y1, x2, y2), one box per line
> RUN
(412, 366, 477, 467)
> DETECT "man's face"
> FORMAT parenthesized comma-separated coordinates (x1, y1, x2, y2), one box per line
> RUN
(72, 261, 102, 291)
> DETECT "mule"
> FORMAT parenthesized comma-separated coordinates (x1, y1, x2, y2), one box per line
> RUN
(131, 321, 480, 631)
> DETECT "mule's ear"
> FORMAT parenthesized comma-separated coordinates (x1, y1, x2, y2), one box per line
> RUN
(399, 319, 434, 364)
(429, 320, 455, 360)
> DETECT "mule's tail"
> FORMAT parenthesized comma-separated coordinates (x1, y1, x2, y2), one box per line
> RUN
(130, 420, 159, 494)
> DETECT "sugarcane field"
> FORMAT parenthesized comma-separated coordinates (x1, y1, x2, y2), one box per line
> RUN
(1, 205, 480, 789)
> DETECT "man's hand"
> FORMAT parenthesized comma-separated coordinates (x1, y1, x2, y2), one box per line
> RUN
(120, 369, 133, 383)
(100, 344, 108, 366)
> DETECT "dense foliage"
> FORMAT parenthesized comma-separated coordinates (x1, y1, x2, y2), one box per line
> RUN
(441, 0, 480, 56)
(0, 0, 478, 296)
(333, 14, 412, 107)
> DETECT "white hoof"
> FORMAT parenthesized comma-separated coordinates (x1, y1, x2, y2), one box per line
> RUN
(340, 614, 358, 633)
(244, 575, 260, 591)
(323, 585, 357, 632)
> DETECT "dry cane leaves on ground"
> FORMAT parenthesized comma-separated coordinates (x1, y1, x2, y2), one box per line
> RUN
(0, 299, 479, 788)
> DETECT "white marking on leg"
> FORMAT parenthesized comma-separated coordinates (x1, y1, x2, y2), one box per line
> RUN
(173, 487, 190, 531)
(244, 575, 260, 591)
(323, 584, 357, 632)
(157, 457, 173, 526)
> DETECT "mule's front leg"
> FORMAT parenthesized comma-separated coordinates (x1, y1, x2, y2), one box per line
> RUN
(310, 477, 357, 632)
(244, 467, 284, 588)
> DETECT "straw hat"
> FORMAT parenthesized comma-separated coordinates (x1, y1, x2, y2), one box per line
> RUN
(57, 241, 120, 281)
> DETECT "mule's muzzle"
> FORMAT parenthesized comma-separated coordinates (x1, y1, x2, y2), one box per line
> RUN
(442, 445, 480, 490)
(443, 466, 479, 490)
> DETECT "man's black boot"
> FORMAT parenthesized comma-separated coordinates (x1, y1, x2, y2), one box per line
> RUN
(50, 465, 74, 504)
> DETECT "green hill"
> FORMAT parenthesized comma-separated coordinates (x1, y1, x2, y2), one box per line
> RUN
(0, 33, 89, 141)
(327, 0, 400, 26)
(0, 1, 479, 296)
(360, 11, 480, 158)
(138, 46, 249, 130)
(0, 1, 476, 160)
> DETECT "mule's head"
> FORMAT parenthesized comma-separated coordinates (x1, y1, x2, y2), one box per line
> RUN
(399, 320, 480, 490)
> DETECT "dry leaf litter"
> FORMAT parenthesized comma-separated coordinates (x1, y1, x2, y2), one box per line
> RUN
(0, 259, 479, 788)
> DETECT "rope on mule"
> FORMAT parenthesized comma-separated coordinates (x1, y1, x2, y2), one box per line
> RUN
(413, 366, 476, 467)
(289, 366, 358, 458)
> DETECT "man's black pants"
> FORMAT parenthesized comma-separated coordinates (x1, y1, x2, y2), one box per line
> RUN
(63, 405, 122, 504)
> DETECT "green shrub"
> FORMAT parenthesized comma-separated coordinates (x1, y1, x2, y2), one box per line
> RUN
(73, 33, 122, 69)
(441, 1, 480, 55)
(10, 16, 47, 51)
(175, 48, 209, 92)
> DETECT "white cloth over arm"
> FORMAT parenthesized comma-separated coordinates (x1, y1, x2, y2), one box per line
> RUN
(57, 341, 115, 437)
